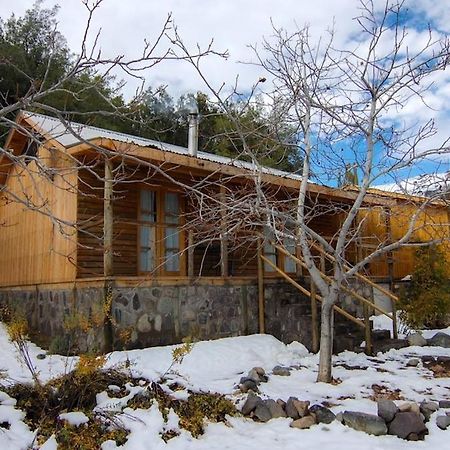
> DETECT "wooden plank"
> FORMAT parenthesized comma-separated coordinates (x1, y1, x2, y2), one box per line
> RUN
(257, 237, 265, 333)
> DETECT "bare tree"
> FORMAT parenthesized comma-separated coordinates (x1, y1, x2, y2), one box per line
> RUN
(178, 0, 450, 382)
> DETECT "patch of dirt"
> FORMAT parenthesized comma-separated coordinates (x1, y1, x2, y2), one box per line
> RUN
(369, 383, 404, 401)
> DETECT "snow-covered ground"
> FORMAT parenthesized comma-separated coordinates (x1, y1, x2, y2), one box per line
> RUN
(0, 322, 449, 450)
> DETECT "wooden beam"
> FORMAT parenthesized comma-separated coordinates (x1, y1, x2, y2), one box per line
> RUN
(219, 186, 228, 277)
(257, 237, 265, 333)
(310, 281, 319, 353)
(104, 158, 114, 277)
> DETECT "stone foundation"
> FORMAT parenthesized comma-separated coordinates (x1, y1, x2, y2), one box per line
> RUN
(0, 278, 371, 353)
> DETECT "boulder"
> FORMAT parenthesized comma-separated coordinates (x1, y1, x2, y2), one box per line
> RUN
(309, 405, 335, 424)
(398, 402, 420, 415)
(240, 379, 259, 393)
(253, 403, 272, 422)
(372, 329, 391, 341)
(292, 399, 310, 418)
(420, 401, 439, 422)
(388, 412, 427, 440)
(377, 399, 398, 423)
(272, 365, 291, 376)
(285, 397, 300, 419)
(241, 394, 262, 415)
(341, 411, 388, 436)
(264, 399, 287, 418)
(290, 415, 316, 429)
(437, 415, 450, 430)
(247, 367, 266, 383)
(406, 358, 420, 367)
(407, 333, 427, 347)
(439, 400, 450, 409)
(375, 339, 409, 353)
(427, 332, 450, 348)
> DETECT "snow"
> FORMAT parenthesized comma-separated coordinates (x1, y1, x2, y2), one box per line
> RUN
(0, 322, 450, 449)
(58, 411, 89, 427)
(374, 172, 450, 197)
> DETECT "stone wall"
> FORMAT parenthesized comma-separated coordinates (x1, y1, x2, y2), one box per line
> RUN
(0, 278, 371, 353)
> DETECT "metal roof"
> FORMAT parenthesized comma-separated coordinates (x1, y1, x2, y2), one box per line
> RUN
(24, 111, 303, 182)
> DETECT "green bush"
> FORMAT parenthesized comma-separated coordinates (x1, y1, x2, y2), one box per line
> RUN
(399, 245, 450, 329)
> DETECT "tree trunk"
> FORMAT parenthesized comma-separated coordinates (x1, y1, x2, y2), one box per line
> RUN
(316, 289, 338, 383)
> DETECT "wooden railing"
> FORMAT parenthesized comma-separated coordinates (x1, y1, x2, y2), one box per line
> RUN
(259, 239, 399, 355)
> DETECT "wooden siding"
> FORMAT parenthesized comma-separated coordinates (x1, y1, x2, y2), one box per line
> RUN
(0, 149, 77, 286)
(359, 205, 450, 280)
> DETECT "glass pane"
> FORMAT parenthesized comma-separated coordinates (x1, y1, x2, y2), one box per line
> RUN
(165, 192, 179, 224)
(140, 190, 156, 222)
(284, 237, 296, 273)
(264, 253, 277, 272)
(165, 250, 180, 272)
(140, 225, 155, 248)
(165, 227, 179, 250)
(140, 249, 155, 272)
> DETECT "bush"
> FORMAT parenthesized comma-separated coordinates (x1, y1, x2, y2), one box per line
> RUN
(399, 245, 450, 329)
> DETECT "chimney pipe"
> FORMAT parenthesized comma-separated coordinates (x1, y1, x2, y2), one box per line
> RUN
(188, 110, 199, 157)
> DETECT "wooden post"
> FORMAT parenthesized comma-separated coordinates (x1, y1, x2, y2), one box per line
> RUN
(219, 186, 228, 277)
(363, 301, 372, 355)
(257, 237, 265, 334)
(187, 230, 194, 278)
(103, 157, 114, 352)
(384, 207, 398, 339)
(310, 281, 319, 353)
(104, 158, 114, 278)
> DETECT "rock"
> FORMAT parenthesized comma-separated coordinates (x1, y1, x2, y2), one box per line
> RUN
(436, 415, 450, 430)
(427, 332, 450, 348)
(272, 365, 291, 376)
(372, 329, 391, 341)
(437, 356, 450, 365)
(285, 397, 300, 419)
(398, 402, 420, 415)
(420, 401, 439, 422)
(36, 353, 46, 360)
(407, 358, 420, 367)
(253, 403, 272, 422)
(292, 400, 310, 418)
(408, 433, 419, 441)
(309, 405, 335, 424)
(407, 333, 427, 347)
(247, 367, 265, 383)
(276, 399, 286, 409)
(264, 399, 287, 418)
(421, 355, 436, 363)
(241, 394, 262, 415)
(388, 412, 427, 440)
(341, 411, 388, 436)
(375, 339, 409, 353)
(136, 314, 152, 333)
(240, 379, 259, 393)
(377, 399, 398, 423)
(439, 400, 450, 409)
(290, 415, 316, 429)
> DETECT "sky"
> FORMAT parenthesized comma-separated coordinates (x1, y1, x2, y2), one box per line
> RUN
(2, 0, 450, 185)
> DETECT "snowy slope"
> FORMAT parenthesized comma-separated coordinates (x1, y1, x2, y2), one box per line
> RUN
(0, 323, 449, 450)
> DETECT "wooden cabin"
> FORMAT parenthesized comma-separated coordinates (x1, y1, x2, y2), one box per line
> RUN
(0, 111, 447, 352)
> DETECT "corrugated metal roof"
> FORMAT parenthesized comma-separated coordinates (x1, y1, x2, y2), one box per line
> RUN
(23, 111, 303, 182)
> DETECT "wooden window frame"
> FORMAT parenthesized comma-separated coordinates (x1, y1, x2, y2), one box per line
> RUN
(138, 187, 186, 277)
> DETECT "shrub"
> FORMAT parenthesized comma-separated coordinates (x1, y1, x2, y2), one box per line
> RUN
(398, 245, 450, 329)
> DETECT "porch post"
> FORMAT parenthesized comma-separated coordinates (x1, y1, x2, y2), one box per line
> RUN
(384, 207, 398, 339)
(257, 236, 265, 333)
(103, 157, 114, 352)
(220, 185, 228, 277)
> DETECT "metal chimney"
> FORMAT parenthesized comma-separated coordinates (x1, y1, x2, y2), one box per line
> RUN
(188, 107, 199, 157)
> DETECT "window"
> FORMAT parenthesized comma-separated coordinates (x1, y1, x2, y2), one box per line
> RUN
(284, 236, 297, 273)
(263, 227, 277, 272)
(138, 189, 183, 274)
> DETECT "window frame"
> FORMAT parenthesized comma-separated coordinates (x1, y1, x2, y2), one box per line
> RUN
(137, 187, 186, 276)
